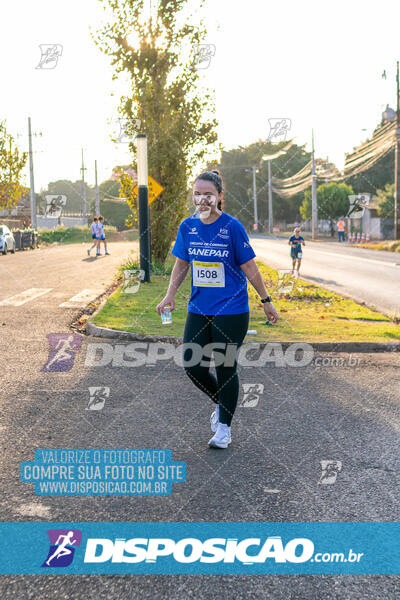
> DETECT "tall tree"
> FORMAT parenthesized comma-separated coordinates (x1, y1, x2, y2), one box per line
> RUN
(301, 182, 353, 236)
(217, 140, 312, 229)
(0, 121, 27, 210)
(94, 0, 218, 263)
(376, 183, 394, 218)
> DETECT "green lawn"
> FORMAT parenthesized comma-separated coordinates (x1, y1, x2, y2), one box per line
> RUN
(38, 226, 138, 245)
(92, 257, 400, 343)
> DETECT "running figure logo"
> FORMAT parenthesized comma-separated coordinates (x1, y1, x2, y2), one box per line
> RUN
(42, 333, 82, 372)
(276, 269, 298, 295)
(347, 194, 370, 219)
(86, 386, 110, 411)
(240, 383, 264, 407)
(42, 529, 82, 567)
(45, 194, 67, 218)
(194, 44, 216, 69)
(116, 118, 141, 143)
(268, 118, 292, 143)
(36, 44, 63, 69)
(318, 460, 342, 485)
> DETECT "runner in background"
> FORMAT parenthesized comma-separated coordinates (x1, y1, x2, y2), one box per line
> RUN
(87, 217, 99, 256)
(156, 170, 279, 449)
(337, 218, 346, 242)
(98, 216, 110, 256)
(288, 227, 305, 274)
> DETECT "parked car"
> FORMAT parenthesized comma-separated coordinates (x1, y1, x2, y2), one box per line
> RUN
(0, 225, 16, 255)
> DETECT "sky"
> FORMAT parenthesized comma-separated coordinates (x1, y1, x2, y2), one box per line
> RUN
(1, 0, 399, 191)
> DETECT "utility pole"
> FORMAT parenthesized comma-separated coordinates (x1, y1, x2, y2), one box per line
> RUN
(311, 129, 318, 240)
(137, 134, 151, 282)
(94, 160, 100, 216)
(27, 117, 37, 230)
(252, 165, 258, 231)
(80, 148, 87, 220)
(395, 61, 400, 240)
(268, 160, 273, 234)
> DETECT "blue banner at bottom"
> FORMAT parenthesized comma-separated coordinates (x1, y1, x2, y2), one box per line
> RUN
(0, 522, 398, 574)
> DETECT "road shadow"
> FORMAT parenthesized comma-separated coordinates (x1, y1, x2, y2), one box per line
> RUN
(303, 275, 341, 286)
(81, 256, 105, 262)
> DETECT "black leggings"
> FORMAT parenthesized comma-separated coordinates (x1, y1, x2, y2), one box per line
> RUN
(182, 311, 249, 426)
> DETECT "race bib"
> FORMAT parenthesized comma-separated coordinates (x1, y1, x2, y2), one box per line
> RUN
(297, 252, 302, 259)
(192, 261, 225, 287)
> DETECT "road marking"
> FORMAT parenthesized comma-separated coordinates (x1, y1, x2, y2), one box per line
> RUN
(59, 289, 103, 308)
(0, 288, 52, 306)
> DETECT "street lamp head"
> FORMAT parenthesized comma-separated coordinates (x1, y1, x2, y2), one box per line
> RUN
(382, 105, 396, 122)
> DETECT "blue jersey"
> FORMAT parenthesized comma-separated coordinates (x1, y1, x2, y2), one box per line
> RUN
(171, 212, 256, 315)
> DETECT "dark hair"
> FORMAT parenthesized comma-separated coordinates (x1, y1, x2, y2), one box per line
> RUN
(195, 170, 223, 210)
(93, 216, 98, 221)
(99, 215, 104, 221)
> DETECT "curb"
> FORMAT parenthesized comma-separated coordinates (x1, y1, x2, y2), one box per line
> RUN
(85, 323, 400, 353)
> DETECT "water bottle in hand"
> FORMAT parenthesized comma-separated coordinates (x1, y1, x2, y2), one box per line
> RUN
(161, 307, 172, 324)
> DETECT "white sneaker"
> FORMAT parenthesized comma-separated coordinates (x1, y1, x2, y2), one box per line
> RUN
(208, 423, 231, 449)
(210, 404, 219, 433)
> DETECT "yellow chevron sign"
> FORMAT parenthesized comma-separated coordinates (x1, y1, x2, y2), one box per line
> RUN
(132, 176, 164, 205)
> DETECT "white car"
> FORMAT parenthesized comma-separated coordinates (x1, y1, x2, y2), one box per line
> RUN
(0, 225, 16, 255)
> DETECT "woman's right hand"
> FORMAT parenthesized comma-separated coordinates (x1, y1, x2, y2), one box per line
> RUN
(156, 295, 175, 315)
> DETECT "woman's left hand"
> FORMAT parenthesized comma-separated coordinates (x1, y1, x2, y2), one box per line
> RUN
(263, 302, 279, 323)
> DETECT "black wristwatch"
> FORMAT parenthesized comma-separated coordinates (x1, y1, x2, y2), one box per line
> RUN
(260, 295, 272, 304)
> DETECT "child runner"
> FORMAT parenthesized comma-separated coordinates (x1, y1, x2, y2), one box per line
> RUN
(288, 227, 305, 274)
(98, 216, 110, 256)
(156, 170, 279, 449)
(87, 217, 99, 256)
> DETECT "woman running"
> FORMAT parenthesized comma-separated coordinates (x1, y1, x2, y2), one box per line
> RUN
(288, 227, 305, 273)
(98, 216, 110, 256)
(87, 216, 98, 256)
(156, 170, 279, 449)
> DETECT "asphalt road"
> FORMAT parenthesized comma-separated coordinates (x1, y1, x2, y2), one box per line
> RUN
(0, 242, 399, 599)
(250, 236, 400, 318)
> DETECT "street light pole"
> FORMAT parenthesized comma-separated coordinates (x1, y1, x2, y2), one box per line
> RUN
(252, 166, 258, 231)
(311, 129, 318, 240)
(268, 160, 273, 234)
(394, 60, 400, 240)
(94, 160, 100, 216)
(137, 134, 151, 283)
(27, 117, 37, 230)
(81, 149, 87, 220)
